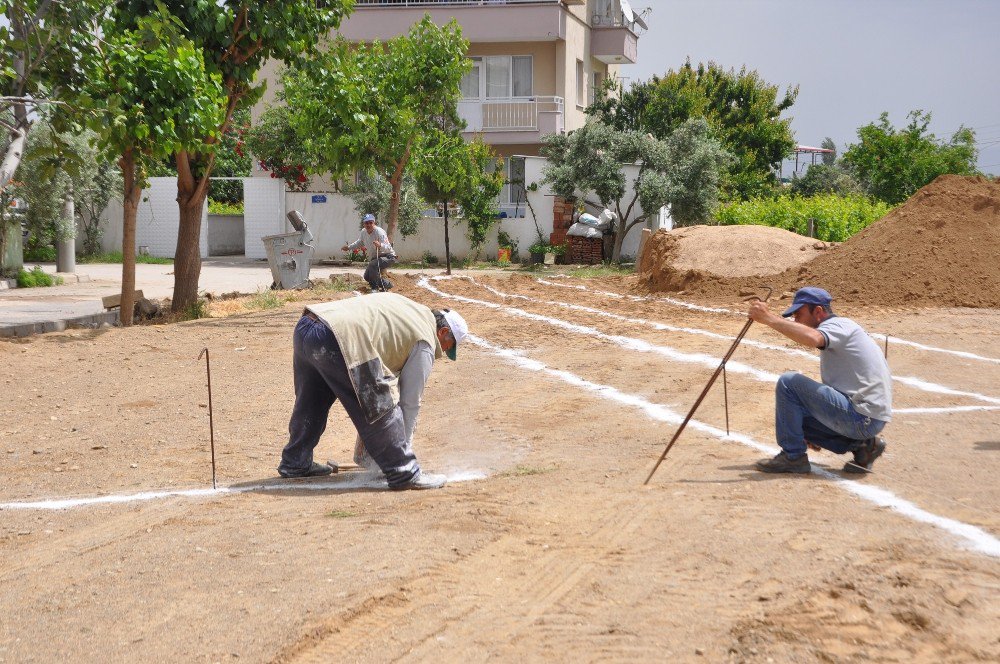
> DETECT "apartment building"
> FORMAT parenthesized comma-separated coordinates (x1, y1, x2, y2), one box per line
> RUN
(326, 0, 647, 213)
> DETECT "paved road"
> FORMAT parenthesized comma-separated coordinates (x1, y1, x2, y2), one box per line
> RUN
(1, 257, 503, 327)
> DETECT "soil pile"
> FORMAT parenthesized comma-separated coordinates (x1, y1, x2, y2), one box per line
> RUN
(640, 175, 1000, 308)
(639, 224, 831, 289)
(788, 175, 1000, 307)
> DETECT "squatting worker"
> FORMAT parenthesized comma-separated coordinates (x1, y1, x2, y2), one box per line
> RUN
(748, 286, 892, 474)
(342, 213, 397, 291)
(277, 292, 469, 490)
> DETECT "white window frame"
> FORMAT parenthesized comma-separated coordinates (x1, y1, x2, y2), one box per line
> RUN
(463, 55, 533, 100)
(576, 59, 585, 108)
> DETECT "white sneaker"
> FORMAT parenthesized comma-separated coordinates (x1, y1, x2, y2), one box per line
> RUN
(391, 471, 447, 491)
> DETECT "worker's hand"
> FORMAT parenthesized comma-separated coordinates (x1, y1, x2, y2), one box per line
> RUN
(341, 245, 349, 252)
(748, 300, 776, 324)
(373, 240, 381, 249)
(806, 442, 821, 452)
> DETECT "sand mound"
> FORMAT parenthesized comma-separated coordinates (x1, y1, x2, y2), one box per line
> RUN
(787, 175, 1000, 308)
(639, 224, 829, 290)
(640, 175, 1000, 308)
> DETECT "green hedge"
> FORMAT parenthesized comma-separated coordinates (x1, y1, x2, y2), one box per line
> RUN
(715, 194, 892, 242)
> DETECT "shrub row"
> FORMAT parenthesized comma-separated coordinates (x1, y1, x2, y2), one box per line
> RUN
(715, 194, 892, 242)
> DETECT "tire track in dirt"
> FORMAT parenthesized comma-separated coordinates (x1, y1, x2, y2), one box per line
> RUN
(279, 494, 658, 662)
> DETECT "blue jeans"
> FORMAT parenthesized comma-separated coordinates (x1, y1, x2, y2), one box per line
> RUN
(775, 372, 886, 460)
(279, 315, 419, 487)
(364, 256, 396, 290)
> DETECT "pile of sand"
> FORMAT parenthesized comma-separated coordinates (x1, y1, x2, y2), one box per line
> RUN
(788, 175, 1000, 307)
(640, 175, 1000, 308)
(639, 224, 830, 290)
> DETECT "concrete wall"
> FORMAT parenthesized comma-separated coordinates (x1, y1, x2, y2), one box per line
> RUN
(207, 214, 245, 256)
(99, 178, 208, 259)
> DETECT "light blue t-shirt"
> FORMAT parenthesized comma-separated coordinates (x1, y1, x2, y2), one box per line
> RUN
(818, 316, 892, 422)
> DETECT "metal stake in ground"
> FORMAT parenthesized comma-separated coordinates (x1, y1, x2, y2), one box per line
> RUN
(644, 287, 772, 485)
(197, 348, 217, 490)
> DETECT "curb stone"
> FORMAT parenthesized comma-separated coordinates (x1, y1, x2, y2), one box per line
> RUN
(0, 310, 120, 339)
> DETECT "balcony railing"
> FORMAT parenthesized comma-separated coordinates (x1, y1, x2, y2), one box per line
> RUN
(458, 96, 564, 133)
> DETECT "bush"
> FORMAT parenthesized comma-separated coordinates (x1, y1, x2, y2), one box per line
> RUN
(24, 245, 56, 262)
(715, 194, 891, 242)
(208, 199, 244, 215)
(16, 266, 62, 288)
(421, 250, 439, 265)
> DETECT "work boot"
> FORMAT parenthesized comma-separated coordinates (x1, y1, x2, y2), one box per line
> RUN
(390, 471, 447, 491)
(278, 461, 334, 479)
(844, 436, 886, 474)
(756, 451, 811, 474)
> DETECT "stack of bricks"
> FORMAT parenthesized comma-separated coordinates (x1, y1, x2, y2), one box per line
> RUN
(549, 197, 575, 248)
(566, 236, 603, 264)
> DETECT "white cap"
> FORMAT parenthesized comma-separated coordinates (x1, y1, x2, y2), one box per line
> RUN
(442, 309, 468, 360)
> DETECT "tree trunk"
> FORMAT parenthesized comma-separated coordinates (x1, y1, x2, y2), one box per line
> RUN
(611, 229, 625, 264)
(119, 150, 141, 327)
(171, 175, 208, 312)
(386, 172, 402, 243)
(0, 124, 29, 194)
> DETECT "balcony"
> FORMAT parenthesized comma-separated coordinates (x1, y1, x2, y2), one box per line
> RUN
(458, 97, 564, 144)
(338, 0, 574, 42)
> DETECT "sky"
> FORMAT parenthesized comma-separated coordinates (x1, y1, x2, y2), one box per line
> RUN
(620, 0, 1000, 176)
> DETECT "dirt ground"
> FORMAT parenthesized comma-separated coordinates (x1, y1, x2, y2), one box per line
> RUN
(2, 270, 998, 663)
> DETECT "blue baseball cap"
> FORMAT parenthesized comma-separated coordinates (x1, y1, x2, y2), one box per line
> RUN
(782, 286, 833, 317)
(363, 213, 376, 223)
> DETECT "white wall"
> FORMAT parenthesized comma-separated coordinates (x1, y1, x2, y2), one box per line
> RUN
(99, 178, 208, 258)
(207, 214, 245, 255)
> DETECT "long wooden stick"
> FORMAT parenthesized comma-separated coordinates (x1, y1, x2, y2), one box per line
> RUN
(644, 287, 772, 485)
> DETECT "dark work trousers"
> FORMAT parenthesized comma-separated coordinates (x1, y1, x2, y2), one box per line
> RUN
(363, 255, 396, 291)
(279, 315, 420, 487)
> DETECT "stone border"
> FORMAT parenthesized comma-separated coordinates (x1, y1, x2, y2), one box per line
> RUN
(0, 310, 120, 338)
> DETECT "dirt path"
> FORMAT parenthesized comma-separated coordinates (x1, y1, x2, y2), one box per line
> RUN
(2, 272, 998, 662)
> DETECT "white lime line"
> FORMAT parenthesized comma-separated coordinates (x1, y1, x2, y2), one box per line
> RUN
(421, 277, 780, 383)
(871, 333, 1000, 366)
(895, 405, 1000, 414)
(464, 332, 1000, 559)
(441, 276, 1000, 408)
(537, 277, 1000, 366)
(0, 471, 486, 511)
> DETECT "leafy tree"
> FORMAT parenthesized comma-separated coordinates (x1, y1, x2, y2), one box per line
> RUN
(1, 0, 104, 193)
(84, 12, 225, 325)
(790, 163, 861, 197)
(244, 104, 311, 192)
(542, 119, 730, 262)
(283, 15, 471, 242)
(589, 60, 797, 200)
(842, 110, 978, 205)
(114, 0, 354, 312)
(417, 125, 504, 272)
(820, 136, 837, 165)
(17, 122, 122, 256)
(344, 174, 427, 240)
(208, 107, 251, 205)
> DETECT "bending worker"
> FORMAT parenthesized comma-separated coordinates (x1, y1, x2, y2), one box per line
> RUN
(277, 292, 468, 491)
(342, 213, 397, 291)
(748, 286, 891, 474)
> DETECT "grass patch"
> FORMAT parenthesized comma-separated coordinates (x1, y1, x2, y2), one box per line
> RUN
(16, 266, 62, 288)
(78, 251, 173, 265)
(327, 509, 357, 519)
(312, 275, 358, 293)
(499, 464, 556, 478)
(244, 288, 289, 311)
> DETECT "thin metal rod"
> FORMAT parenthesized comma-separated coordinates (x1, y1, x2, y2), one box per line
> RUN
(198, 348, 217, 490)
(884, 334, 889, 360)
(644, 318, 754, 485)
(723, 363, 730, 436)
